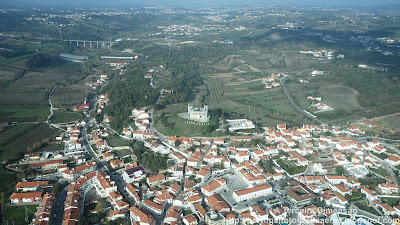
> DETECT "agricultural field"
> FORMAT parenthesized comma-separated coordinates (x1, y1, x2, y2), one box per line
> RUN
(50, 112, 82, 124)
(226, 88, 300, 116)
(0, 123, 59, 162)
(204, 78, 224, 104)
(0, 123, 37, 146)
(0, 105, 50, 122)
(0, 63, 25, 86)
(224, 80, 265, 94)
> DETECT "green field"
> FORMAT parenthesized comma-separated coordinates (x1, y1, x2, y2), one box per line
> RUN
(224, 81, 265, 94)
(369, 167, 391, 177)
(204, 78, 224, 104)
(380, 197, 400, 206)
(50, 112, 82, 124)
(154, 114, 219, 137)
(106, 135, 132, 147)
(1, 123, 58, 162)
(37, 143, 64, 152)
(226, 88, 300, 116)
(4, 205, 38, 225)
(0, 105, 49, 118)
(0, 123, 36, 145)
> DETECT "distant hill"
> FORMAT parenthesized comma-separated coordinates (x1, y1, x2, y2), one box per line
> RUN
(1, 0, 400, 9)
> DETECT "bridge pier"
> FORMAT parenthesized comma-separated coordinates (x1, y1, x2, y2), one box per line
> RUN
(97, 42, 99, 48)
(76, 41, 79, 46)
(83, 42, 86, 47)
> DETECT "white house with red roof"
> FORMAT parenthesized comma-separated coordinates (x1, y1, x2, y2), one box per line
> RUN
(385, 155, 400, 166)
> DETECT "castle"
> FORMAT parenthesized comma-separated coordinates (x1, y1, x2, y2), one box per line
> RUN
(187, 104, 210, 122)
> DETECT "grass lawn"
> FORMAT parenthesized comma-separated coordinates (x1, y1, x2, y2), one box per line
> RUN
(154, 114, 217, 137)
(369, 167, 390, 177)
(50, 112, 82, 123)
(37, 143, 64, 152)
(353, 201, 380, 216)
(380, 197, 400, 206)
(114, 149, 132, 158)
(4, 205, 38, 225)
(105, 135, 132, 147)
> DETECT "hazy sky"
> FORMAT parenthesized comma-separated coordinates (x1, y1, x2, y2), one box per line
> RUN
(1, 0, 399, 8)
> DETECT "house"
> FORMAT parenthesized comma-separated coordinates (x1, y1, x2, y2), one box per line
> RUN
(185, 194, 203, 205)
(125, 183, 140, 203)
(298, 205, 319, 224)
(331, 184, 352, 196)
(201, 179, 226, 197)
(288, 151, 309, 166)
(205, 211, 225, 225)
(234, 151, 250, 163)
(34, 193, 54, 225)
(142, 199, 164, 215)
(147, 174, 165, 186)
(250, 205, 269, 223)
(206, 194, 230, 214)
(129, 205, 155, 225)
(324, 175, 347, 185)
(270, 205, 289, 221)
(108, 210, 125, 221)
(61, 161, 96, 180)
(385, 155, 400, 167)
(214, 138, 225, 145)
(110, 159, 124, 169)
(287, 181, 316, 206)
(183, 214, 198, 225)
(360, 186, 379, 202)
(378, 203, 396, 216)
(15, 181, 50, 192)
(154, 189, 173, 205)
(378, 182, 399, 194)
(10, 192, 43, 204)
(164, 206, 182, 224)
(196, 168, 211, 180)
(122, 166, 146, 183)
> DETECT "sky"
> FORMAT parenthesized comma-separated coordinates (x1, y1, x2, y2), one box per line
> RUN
(0, 0, 399, 8)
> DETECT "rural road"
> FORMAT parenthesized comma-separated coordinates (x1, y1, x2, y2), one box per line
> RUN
(280, 75, 327, 126)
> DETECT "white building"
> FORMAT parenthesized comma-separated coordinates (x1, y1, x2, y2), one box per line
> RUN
(233, 184, 272, 202)
(187, 104, 209, 122)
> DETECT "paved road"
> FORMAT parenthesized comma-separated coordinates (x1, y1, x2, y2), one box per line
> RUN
(280, 75, 326, 126)
(53, 184, 70, 225)
(355, 136, 400, 143)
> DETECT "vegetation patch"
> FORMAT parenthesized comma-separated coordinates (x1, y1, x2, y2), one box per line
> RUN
(50, 112, 82, 124)
(4, 205, 38, 225)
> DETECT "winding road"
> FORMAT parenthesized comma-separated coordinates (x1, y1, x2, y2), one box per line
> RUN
(280, 75, 327, 126)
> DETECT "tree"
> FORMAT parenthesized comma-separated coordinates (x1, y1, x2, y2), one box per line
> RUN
(336, 166, 345, 175)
